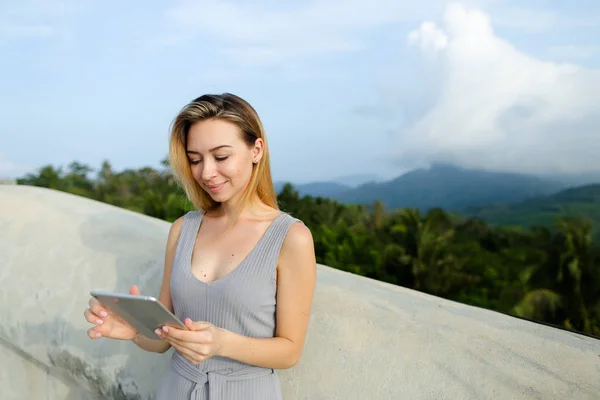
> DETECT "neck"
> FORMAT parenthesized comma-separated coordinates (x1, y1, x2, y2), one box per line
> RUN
(218, 198, 244, 221)
(213, 193, 264, 222)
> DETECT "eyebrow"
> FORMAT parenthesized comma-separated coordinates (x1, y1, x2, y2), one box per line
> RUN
(186, 145, 232, 155)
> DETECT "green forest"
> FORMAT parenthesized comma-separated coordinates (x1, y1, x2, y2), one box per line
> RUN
(16, 160, 600, 338)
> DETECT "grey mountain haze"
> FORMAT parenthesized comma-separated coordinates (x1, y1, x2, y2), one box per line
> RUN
(277, 164, 600, 212)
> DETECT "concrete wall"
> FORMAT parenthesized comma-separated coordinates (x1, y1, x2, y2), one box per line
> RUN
(1, 185, 599, 400)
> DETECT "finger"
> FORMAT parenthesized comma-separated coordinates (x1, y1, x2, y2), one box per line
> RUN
(161, 334, 197, 352)
(163, 325, 211, 342)
(88, 327, 102, 339)
(161, 334, 213, 360)
(170, 341, 202, 364)
(129, 285, 141, 296)
(88, 298, 108, 318)
(156, 328, 183, 345)
(184, 318, 213, 331)
(84, 308, 105, 326)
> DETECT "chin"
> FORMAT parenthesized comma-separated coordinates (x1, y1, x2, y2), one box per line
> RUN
(203, 181, 246, 205)
(209, 193, 231, 203)
(204, 187, 232, 204)
(205, 189, 227, 202)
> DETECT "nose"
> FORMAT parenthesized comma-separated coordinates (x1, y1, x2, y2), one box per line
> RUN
(200, 158, 217, 181)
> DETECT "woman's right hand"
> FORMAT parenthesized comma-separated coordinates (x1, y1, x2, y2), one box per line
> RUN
(84, 285, 140, 341)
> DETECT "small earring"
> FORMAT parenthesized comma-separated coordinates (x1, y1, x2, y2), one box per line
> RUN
(253, 159, 258, 164)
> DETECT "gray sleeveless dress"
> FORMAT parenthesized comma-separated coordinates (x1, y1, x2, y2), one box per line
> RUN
(155, 210, 300, 400)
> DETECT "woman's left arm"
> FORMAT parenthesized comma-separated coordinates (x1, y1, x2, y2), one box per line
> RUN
(159, 222, 317, 369)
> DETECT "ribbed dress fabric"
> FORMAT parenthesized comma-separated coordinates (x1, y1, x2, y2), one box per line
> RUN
(154, 210, 300, 400)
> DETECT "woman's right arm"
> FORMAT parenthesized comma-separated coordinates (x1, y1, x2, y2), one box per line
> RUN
(129, 216, 184, 353)
(85, 216, 184, 354)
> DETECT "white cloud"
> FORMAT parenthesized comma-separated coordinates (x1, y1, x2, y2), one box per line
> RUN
(161, 0, 446, 66)
(408, 22, 448, 52)
(159, 0, 599, 68)
(396, 3, 600, 174)
(483, 5, 559, 33)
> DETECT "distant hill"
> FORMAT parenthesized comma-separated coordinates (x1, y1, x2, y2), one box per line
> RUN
(274, 174, 381, 198)
(332, 174, 381, 188)
(332, 164, 566, 211)
(465, 184, 600, 241)
(274, 166, 600, 242)
(274, 181, 351, 198)
(275, 165, 600, 213)
(538, 171, 600, 187)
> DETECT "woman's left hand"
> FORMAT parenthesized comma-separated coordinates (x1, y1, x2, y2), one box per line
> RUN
(156, 318, 224, 364)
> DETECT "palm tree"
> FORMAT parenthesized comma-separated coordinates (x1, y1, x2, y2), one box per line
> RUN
(388, 208, 457, 295)
(513, 216, 597, 334)
(556, 217, 594, 333)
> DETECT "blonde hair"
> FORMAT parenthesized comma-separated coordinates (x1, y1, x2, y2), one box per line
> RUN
(169, 93, 278, 216)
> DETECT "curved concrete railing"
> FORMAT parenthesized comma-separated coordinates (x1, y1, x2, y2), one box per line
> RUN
(1, 185, 599, 400)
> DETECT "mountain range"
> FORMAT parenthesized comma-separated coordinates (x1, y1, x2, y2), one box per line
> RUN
(276, 163, 600, 240)
(275, 164, 594, 212)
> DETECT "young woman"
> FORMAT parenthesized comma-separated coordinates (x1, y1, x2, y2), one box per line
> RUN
(84, 93, 317, 399)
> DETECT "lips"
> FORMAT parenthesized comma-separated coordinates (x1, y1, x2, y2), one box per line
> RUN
(206, 182, 227, 191)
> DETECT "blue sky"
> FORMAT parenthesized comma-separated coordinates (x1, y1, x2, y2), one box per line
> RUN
(1, 0, 599, 183)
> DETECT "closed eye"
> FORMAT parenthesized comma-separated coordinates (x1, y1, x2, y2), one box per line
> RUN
(188, 156, 228, 164)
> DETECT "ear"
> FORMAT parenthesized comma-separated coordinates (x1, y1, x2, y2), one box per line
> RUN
(252, 138, 264, 162)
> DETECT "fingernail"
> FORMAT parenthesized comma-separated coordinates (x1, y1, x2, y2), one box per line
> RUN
(95, 332, 101, 338)
(155, 329, 162, 336)
(162, 326, 168, 332)
(96, 319, 103, 325)
(100, 311, 108, 318)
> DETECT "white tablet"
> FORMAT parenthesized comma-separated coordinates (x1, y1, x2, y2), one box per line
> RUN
(90, 290, 187, 340)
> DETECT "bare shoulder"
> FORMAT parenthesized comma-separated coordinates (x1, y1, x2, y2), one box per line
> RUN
(283, 221, 313, 248)
(279, 220, 315, 269)
(170, 214, 185, 233)
(166, 211, 196, 248)
(167, 215, 185, 242)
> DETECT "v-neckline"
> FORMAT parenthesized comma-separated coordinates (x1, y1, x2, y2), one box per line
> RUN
(188, 211, 284, 286)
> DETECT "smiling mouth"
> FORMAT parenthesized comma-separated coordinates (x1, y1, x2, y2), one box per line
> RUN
(207, 182, 226, 190)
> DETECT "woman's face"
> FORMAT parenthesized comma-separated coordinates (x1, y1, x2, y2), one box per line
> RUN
(186, 118, 262, 205)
